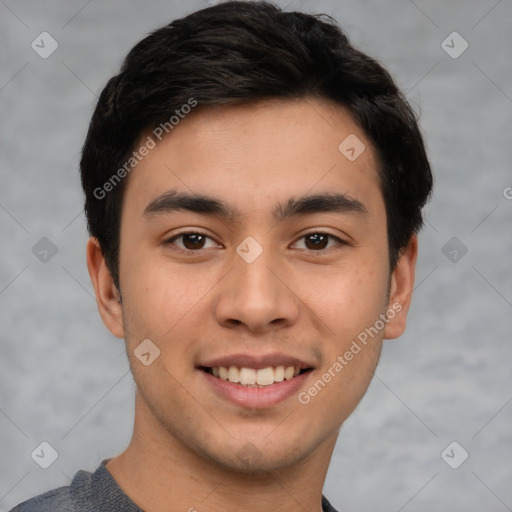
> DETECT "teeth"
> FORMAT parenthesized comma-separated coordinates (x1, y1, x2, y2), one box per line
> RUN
(211, 365, 303, 386)
(284, 366, 295, 380)
(274, 365, 285, 382)
(239, 367, 256, 385)
(256, 367, 274, 386)
(228, 366, 240, 383)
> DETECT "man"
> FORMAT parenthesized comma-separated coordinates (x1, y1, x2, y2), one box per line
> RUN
(11, 1, 432, 511)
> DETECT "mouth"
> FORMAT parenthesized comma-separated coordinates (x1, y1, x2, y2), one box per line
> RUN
(199, 365, 313, 387)
(197, 353, 316, 408)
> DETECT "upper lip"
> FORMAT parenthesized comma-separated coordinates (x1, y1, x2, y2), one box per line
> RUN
(198, 353, 315, 370)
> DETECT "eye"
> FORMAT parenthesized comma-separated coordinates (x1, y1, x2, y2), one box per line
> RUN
(164, 230, 346, 255)
(164, 232, 220, 253)
(293, 231, 346, 251)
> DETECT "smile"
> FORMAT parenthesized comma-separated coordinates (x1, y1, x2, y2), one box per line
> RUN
(201, 365, 312, 387)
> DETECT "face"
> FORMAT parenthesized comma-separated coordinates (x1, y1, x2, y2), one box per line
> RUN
(89, 97, 416, 474)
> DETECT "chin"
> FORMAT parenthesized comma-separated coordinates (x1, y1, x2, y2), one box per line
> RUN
(205, 443, 312, 475)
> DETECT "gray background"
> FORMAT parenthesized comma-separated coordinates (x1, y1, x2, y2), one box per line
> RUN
(1, 0, 511, 511)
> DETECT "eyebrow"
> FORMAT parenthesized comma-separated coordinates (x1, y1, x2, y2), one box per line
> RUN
(143, 189, 368, 222)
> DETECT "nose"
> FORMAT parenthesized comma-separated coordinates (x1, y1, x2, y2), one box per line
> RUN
(213, 246, 300, 334)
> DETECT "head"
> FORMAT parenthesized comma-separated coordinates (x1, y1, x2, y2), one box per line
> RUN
(83, 1, 432, 474)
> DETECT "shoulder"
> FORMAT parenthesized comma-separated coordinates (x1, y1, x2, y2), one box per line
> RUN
(9, 466, 98, 512)
(8, 463, 141, 512)
(9, 482, 77, 512)
(322, 495, 340, 512)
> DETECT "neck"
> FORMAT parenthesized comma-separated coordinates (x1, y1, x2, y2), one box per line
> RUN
(106, 393, 337, 512)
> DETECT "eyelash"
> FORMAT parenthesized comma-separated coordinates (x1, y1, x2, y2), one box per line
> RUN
(163, 229, 347, 255)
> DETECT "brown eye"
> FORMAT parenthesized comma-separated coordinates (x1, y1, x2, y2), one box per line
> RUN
(181, 233, 206, 250)
(293, 232, 345, 252)
(304, 233, 329, 250)
(165, 232, 219, 253)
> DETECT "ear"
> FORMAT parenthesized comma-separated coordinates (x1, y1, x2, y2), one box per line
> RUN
(383, 234, 418, 340)
(86, 237, 125, 338)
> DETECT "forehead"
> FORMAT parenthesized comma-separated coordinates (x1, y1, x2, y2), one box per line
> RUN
(122, 97, 384, 223)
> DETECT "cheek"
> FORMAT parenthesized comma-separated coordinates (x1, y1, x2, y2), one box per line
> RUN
(295, 256, 389, 336)
(296, 335, 382, 436)
(120, 247, 203, 330)
(119, 258, 222, 383)
(306, 259, 387, 415)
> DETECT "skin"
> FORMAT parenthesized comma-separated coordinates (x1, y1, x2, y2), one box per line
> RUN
(87, 97, 417, 512)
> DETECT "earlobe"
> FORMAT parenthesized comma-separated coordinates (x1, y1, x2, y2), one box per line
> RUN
(383, 235, 418, 340)
(86, 237, 125, 338)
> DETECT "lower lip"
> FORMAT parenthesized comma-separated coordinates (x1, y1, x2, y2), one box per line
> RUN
(199, 369, 312, 409)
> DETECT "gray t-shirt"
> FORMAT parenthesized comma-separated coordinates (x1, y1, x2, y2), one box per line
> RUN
(9, 461, 339, 512)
